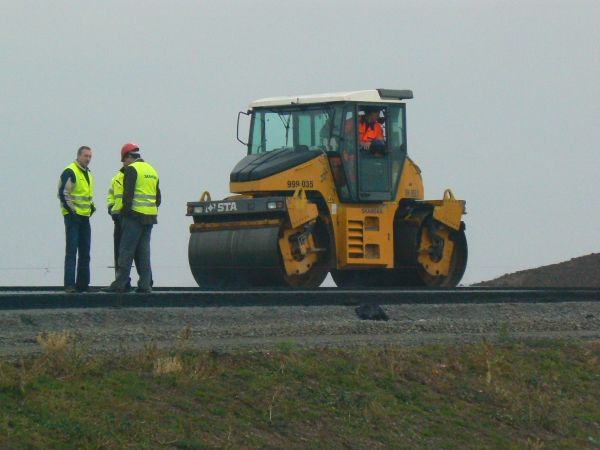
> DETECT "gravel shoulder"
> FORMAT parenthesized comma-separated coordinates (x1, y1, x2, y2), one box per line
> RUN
(1, 301, 599, 357)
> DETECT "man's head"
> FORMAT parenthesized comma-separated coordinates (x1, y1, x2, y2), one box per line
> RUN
(121, 142, 140, 166)
(363, 107, 381, 124)
(76, 146, 92, 168)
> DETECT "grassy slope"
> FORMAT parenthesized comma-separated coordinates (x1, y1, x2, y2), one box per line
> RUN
(1, 335, 599, 449)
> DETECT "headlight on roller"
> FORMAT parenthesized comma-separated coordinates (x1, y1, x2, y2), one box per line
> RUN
(267, 201, 284, 210)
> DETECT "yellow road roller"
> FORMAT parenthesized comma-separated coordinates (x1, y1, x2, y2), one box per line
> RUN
(186, 89, 467, 288)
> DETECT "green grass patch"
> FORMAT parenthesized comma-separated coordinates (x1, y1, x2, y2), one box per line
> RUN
(0, 337, 599, 448)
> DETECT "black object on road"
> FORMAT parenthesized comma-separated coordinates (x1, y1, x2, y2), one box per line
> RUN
(355, 303, 389, 321)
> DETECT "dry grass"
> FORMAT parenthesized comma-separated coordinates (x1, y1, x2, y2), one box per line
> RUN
(152, 356, 183, 376)
(36, 330, 70, 353)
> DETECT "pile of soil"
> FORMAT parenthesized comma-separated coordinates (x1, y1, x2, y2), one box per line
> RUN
(474, 253, 600, 288)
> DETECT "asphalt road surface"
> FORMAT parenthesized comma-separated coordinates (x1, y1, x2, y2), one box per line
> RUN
(1, 288, 599, 358)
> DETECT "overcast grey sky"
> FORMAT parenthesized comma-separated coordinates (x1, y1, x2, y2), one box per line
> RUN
(1, 0, 599, 287)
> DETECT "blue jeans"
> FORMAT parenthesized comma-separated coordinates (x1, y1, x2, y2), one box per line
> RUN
(64, 214, 91, 290)
(110, 216, 153, 290)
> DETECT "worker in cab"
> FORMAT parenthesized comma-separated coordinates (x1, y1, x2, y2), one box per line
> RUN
(105, 143, 161, 294)
(57, 145, 95, 293)
(359, 107, 386, 154)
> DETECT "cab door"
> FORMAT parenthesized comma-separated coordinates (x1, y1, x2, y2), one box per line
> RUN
(357, 105, 392, 201)
(357, 104, 408, 202)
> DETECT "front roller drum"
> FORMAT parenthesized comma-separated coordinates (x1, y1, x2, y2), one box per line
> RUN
(189, 226, 281, 289)
(189, 222, 329, 289)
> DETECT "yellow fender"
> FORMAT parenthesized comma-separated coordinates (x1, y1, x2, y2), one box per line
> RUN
(432, 189, 466, 231)
(285, 188, 318, 229)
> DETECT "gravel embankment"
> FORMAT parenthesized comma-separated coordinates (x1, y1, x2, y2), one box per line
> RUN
(1, 302, 599, 357)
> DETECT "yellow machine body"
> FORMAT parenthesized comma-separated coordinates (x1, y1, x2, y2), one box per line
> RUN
(187, 89, 467, 288)
(228, 154, 464, 277)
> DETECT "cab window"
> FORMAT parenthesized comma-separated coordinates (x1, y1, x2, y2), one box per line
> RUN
(249, 106, 342, 154)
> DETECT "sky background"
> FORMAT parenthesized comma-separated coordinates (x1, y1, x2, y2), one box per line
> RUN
(1, 0, 599, 287)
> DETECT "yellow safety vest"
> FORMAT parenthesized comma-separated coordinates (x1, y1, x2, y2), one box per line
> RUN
(61, 162, 94, 216)
(130, 161, 158, 215)
(107, 170, 124, 215)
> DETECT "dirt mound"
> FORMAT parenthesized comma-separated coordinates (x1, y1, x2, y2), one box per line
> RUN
(474, 253, 600, 288)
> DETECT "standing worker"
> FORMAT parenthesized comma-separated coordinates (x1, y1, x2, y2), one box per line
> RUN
(57, 145, 95, 293)
(107, 162, 136, 290)
(106, 143, 160, 293)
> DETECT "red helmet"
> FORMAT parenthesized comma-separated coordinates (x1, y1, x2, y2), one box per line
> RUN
(121, 142, 139, 161)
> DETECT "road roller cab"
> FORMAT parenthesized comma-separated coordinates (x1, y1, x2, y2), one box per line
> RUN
(187, 89, 467, 288)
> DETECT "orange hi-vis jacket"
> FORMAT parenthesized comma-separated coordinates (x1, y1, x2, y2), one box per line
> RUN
(358, 118, 384, 143)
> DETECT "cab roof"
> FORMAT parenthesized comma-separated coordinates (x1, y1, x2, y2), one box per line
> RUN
(249, 89, 413, 108)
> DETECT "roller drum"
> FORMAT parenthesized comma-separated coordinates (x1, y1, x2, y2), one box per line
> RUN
(188, 226, 282, 289)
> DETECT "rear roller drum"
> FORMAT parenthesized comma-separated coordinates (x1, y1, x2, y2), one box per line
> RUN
(416, 225, 467, 288)
(332, 219, 467, 289)
(394, 217, 468, 288)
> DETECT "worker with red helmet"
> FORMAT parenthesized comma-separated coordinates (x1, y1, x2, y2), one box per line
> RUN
(107, 144, 145, 289)
(105, 143, 161, 293)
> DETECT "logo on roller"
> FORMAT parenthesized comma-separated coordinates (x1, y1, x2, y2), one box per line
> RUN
(206, 202, 237, 213)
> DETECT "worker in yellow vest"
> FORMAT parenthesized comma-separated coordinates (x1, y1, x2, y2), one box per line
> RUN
(106, 167, 125, 247)
(57, 146, 95, 293)
(106, 165, 132, 288)
(105, 143, 160, 293)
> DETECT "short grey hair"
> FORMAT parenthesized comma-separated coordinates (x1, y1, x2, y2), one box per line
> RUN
(77, 146, 91, 156)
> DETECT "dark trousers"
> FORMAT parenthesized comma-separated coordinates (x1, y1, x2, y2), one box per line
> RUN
(110, 216, 153, 290)
(64, 214, 91, 290)
(113, 216, 137, 288)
